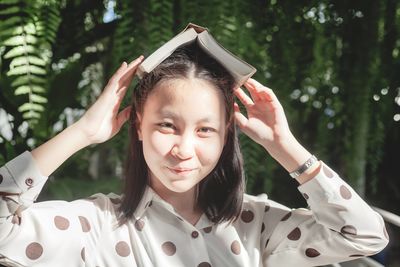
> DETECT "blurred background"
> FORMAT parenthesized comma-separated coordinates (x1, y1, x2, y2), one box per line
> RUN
(0, 0, 399, 266)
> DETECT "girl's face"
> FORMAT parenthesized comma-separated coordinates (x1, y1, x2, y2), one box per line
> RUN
(137, 78, 227, 193)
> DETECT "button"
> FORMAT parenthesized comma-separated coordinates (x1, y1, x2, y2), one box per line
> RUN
(191, 231, 199, 238)
(203, 226, 212, 233)
(25, 178, 34, 187)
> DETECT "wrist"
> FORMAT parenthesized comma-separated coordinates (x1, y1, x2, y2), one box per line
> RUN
(267, 136, 322, 184)
(265, 135, 316, 178)
(68, 122, 93, 149)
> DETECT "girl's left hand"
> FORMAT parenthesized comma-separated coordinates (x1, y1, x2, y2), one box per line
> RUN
(233, 78, 295, 154)
(234, 78, 321, 184)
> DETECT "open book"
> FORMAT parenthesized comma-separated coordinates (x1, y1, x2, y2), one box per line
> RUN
(136, 23, 257, 88)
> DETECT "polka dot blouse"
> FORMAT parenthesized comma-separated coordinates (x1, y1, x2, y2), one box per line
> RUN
(0, 151, 389, 266)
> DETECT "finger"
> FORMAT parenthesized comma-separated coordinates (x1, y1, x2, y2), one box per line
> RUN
(128, 55, 144, 68)
(112, 61, 128, 81)
(114, 59, 143, 109)
(247, 78, 276, 102)
(114, 85, 131, 110)
(260, 88, 283, 110)
(244, 79, 272, 102)
(116, 106, 132, 130)
(122, 55, 145, 78)
(233, 102, 248, 129)
(233, 102, 240, 111)
(246, 79, 284, 112)
(112, 56, 144, 86)
(116, 85, 130, 103)
(234, 87, 254, 106)
(117, 56, 145, 93)
(118, 73, 136, 93)
(243, 81, 263, 102)
(259, 90, 274, 102)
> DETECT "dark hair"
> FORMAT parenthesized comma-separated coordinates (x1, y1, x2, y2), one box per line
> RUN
(118, 42, 245, 226)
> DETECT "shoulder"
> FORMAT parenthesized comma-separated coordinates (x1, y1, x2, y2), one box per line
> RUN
(37, 192, 124, 221)
(70, 192, 123, 227)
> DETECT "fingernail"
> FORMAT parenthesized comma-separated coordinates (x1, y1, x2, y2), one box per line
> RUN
(129, 56, 144, 65)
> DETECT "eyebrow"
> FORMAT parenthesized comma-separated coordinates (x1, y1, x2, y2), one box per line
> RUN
(158, 110, 216, 123)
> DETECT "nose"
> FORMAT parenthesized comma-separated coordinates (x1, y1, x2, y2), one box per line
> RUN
(171, 134, 195, 160)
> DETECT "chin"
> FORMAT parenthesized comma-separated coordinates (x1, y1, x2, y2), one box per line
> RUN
(164, 180, 197, 193)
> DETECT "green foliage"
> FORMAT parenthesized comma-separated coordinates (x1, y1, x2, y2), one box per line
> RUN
(0, 0, 61, 125)
(41, 176, 121, 201)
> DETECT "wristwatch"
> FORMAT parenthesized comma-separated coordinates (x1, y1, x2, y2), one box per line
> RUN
(289, 155, 318, 178)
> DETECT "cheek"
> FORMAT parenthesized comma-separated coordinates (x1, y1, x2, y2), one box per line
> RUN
(144, 132, 173, 159)
(197, 138, 225, 165)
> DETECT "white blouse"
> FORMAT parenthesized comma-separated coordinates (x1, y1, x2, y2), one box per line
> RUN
(0, 151, 388, 267)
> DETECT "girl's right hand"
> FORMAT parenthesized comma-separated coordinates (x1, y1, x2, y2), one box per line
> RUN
(75, 55, 144, 145)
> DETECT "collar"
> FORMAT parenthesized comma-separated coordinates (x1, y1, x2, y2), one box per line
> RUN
(133, 185, 177, 219)
(132, 185, 214, 229)
(133, 185, 157, 219)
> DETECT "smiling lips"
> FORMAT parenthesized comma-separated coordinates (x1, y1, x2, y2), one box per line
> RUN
(167, 167, 196, 175)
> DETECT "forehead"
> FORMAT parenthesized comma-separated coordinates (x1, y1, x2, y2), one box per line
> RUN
(153, 78, 220, 99)
(142, 78, 226, 122)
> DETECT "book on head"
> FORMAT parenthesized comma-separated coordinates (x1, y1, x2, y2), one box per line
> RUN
(136, 23, 257, 88)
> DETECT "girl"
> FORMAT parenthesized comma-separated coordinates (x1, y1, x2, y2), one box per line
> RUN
(0, 42, 388, 266)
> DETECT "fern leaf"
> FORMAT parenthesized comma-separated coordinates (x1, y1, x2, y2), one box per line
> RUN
(35, 1, 61, 45)
(10, 56, 46, 68)
(3, 34, 38, 46)
(30, 94, 48, 103)
(3, 45, 36, 58)
(11, 75, 46, 87)
(18, 103, 45, 112)
(0, 16, 21, 30)
(0, 6, 21, 15)
(6, 65, 46, 76)
(22, 110, 41, 120)
(0, 23, 36, 39)
(15, 85, 46, 95)
(3, 1, 62, 125)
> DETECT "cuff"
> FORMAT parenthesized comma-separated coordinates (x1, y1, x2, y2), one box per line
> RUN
(297, 161, 358, 227)
(297, 161, 339, 196)
(4, 151, 48, 194)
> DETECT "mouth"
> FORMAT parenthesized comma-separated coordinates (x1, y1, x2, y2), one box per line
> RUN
(167, 167, 196, 176)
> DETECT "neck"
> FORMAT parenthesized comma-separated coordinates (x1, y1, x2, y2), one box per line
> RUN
(149, 180, 200, 215)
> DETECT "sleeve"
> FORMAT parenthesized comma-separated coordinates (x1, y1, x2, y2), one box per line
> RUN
(261, 161, 389, 266)
(0, 151, 113, 267)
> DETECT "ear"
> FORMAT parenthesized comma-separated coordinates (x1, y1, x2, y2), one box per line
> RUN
(136, 112, 143, 141)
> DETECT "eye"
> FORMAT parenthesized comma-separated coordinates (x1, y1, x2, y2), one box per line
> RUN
(158, 122, 175, 129)
(199, 127, 213, 132)
(198, 127, 216, 136)
(157, 122, 176, 133)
